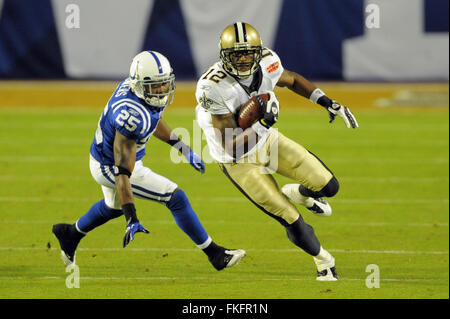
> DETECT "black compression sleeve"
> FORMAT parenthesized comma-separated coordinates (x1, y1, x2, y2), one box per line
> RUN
(122, 203, 138, 224)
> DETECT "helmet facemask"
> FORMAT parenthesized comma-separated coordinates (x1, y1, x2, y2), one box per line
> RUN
(131, 71, 175, 108)
(219, 22, 263, 79)
(221, 45, 262, 79)
(129, 51, 176, 108)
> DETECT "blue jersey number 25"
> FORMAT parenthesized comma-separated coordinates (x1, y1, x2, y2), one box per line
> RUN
(115, 109, 141, 132)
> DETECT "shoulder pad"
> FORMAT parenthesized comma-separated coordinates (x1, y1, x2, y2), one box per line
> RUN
(260, 48, 282, 72)
(196, 69, 234, 114)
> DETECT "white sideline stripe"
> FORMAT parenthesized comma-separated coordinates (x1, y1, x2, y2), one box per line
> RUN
(0, 247, 447, 255)
(0, 197, 448, 204)
(0, 176, 448, 183)
(340, 177, 449, 182)
(5, 220, 450, 228)
(0, 156, 87, 162)
(0, 156, 448, 164)
(327, 158, 449, 164)
(280, 123, 449, 131)
(3, 135, 448, 146)
(333, 199, 449, 204)
(8, 121, 446, 131)
(0, 276, 445, 283)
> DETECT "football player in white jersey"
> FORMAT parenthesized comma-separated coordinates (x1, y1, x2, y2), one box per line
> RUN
(52, 51, 245, 271)
(195, 22, 358, 281)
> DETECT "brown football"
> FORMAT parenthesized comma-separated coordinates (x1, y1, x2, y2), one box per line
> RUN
(237, 93, 269, 129)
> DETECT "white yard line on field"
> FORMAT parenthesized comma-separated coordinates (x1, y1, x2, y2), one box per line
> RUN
(3, 220, 449, 228)
(0, 247, 448, 255)
(0, 176, 448, 183)
(0, 275, 446, 283)
(0, 197, 448, 204)
(0, 156, 448, 164)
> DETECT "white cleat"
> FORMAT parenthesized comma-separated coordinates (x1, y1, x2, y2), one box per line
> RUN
(209, 248, 246, 271)
(316, 267, 338, 281)
(314, 248, 338, 281)
(308, 198, 332, 217)
(60, 250, 76, 266)
(281, 184, 332, 217)
(224, 249, 246, 269)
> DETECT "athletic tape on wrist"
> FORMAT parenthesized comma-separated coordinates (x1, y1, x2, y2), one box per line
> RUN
(309, 88, 326, 104)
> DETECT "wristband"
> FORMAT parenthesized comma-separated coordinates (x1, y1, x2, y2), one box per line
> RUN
(168, 135, 190, 157)
(114, 166, 131, 178)
(309, 88, 326, 104)
(317, 95, 333, 109)
(122, 203, 138, 224)
(167, 135, 181, 147)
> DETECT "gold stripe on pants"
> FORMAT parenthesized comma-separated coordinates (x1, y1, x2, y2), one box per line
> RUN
(220, 130, 333, 225)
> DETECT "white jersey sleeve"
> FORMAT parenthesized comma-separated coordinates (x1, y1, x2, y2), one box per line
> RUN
(259, 48, 284, 89)
(195, 63, 239, 115)
(196, 84, 231, 115)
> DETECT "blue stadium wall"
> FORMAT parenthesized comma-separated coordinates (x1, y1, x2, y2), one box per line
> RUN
(0, 0, 448, 81)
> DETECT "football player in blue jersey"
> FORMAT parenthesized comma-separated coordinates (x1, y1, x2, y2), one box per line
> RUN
(52, 51, 245, 271)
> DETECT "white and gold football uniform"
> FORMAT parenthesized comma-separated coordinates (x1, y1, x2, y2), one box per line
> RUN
(195, 48, 333, 225)
(196, 48, 283, 163)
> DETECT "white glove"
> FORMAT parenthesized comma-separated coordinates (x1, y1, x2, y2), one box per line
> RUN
(327, 100, 359, 129)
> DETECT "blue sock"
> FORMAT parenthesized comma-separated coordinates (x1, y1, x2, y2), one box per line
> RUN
(76, 199, 123, 233)
(166, 189, 209, 245)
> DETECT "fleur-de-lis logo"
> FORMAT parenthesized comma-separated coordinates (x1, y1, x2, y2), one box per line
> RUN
(200, 92, 213, 110)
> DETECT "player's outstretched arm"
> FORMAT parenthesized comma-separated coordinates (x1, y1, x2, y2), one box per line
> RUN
(113, 131, 149, 247)
(276, 69, 317, 98)
(154, 120, 205, 173)
(276, 69, 358, 128)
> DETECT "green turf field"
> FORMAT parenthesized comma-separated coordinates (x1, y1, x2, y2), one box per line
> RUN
(0, 106, 448, 299)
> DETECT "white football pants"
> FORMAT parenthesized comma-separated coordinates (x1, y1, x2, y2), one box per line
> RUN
(89, 155, 178, 209)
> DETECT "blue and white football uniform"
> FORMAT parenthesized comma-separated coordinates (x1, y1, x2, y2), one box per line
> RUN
(89, 78, 177, 208)
(53, 51, 248, 270)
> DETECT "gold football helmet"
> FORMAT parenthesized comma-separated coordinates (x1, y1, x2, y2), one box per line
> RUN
(219, 22, 263, 78)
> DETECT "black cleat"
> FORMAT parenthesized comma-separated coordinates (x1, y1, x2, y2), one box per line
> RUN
(52, 223, 84, 265)
(208, 247, 246, 271)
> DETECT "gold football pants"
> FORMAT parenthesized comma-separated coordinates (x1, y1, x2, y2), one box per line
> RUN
(219, 130, 333, 225)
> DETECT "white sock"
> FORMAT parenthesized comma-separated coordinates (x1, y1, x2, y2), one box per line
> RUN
(296, 189, 314, 207)
(313, 247, 334, 271)
(304, 196, 314, 208)
(196, 236, 212, 250)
